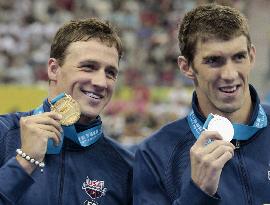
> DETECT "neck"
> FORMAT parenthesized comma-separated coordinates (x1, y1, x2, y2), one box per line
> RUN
(78, 115, 97, 125)
(47, 90, 59, 103)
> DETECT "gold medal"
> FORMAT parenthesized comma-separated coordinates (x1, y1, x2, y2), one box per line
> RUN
(50, 94, 81, 126)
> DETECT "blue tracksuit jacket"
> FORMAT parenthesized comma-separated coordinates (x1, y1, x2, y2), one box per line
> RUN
(134, 86, 270, 205)
(0, 100, 133, 205)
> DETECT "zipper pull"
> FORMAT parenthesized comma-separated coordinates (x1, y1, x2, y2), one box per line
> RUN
(235, 140, 240, 149)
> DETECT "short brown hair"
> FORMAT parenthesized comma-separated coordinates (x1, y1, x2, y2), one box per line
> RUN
(50, 18, 123, 66)
(178, 4, 251, 64)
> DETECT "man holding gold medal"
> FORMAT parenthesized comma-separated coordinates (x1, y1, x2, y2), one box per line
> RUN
(134, 4, 270, 205)
(0, 18, 133, 205)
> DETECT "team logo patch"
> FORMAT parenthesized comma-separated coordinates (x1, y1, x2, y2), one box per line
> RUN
(82, 177, 107, 200)
(84, 200, 98, 205)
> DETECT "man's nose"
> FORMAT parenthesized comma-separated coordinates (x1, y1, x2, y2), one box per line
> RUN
(91, 70, 107, 88)
(220, 61, 238, 81)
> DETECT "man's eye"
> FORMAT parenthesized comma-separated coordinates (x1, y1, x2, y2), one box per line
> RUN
(204, 57, 224, 67)
(234, 54, 246, 62)
(81, 64, 96, 71)
(106, 70, 118, 80)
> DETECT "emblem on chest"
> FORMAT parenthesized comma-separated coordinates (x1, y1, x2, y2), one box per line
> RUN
(82, 176, 107, 204)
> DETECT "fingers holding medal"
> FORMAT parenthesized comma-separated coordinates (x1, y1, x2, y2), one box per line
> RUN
(19, 93, 81, 162)
(19, 111, 63, 162)
(190, 114, 235, 196)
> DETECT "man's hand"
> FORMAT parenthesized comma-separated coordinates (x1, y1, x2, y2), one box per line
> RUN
(190, 131, 235, 196)
(16, 112, 62, 174)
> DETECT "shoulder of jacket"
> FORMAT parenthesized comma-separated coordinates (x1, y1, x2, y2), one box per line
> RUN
(135, 117, 194, 174)
(139, 117, 192, 151)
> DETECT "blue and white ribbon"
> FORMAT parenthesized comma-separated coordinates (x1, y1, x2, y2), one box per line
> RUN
(187, 105, 268, 140)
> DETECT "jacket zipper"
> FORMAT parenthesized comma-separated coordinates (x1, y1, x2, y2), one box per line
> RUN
(235, 140, 240, 149)
(235, 145, 253, 205)
(58, 148, 66, 205)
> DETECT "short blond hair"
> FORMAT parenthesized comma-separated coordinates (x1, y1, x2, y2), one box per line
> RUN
(50, 18, 123, 66)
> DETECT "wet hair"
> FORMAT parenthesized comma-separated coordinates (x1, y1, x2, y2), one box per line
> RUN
(178, 4, 251, 64)
(50, 18, 123, 66)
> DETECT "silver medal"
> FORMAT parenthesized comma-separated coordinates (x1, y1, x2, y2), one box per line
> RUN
(207, 114, 234, 141)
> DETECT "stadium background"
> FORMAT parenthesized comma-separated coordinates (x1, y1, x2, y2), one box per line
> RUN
(1, 0, 270, 145)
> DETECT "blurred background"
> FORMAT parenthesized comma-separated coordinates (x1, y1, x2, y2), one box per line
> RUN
(1, 0, 270, 146)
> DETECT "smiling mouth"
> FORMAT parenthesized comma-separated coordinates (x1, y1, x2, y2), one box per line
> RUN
(81, 90, 104, 100)
(219, 85, 241, 94)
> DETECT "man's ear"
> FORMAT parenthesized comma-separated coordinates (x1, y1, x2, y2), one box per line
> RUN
(177, 56, 195, 80)
(47, 58, 60, 82)
(249, 44, 256, 67)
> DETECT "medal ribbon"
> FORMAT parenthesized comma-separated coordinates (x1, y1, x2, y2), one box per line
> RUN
(187, 104, 268, 140)
(33, 95, 103, 154)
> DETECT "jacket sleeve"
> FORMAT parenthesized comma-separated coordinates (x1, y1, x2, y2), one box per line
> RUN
(0, 116, 35, 205)
(173, 179, 221, 205)
(133, 147, 220, 205)
(0, 157, 35, 204)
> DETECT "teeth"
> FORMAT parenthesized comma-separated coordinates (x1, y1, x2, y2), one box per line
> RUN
(220, 86, 237, 93)
(85, 92, 101, 99)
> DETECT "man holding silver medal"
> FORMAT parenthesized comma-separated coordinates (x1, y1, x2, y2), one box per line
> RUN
(134, 4, 270, 205)
(0, 18, 133, 205)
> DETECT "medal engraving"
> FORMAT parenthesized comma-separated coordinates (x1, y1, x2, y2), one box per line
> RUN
(51, 94, 81, 126)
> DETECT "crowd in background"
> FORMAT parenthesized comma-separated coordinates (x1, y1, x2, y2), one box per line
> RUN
(1, 0, 269, 145)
